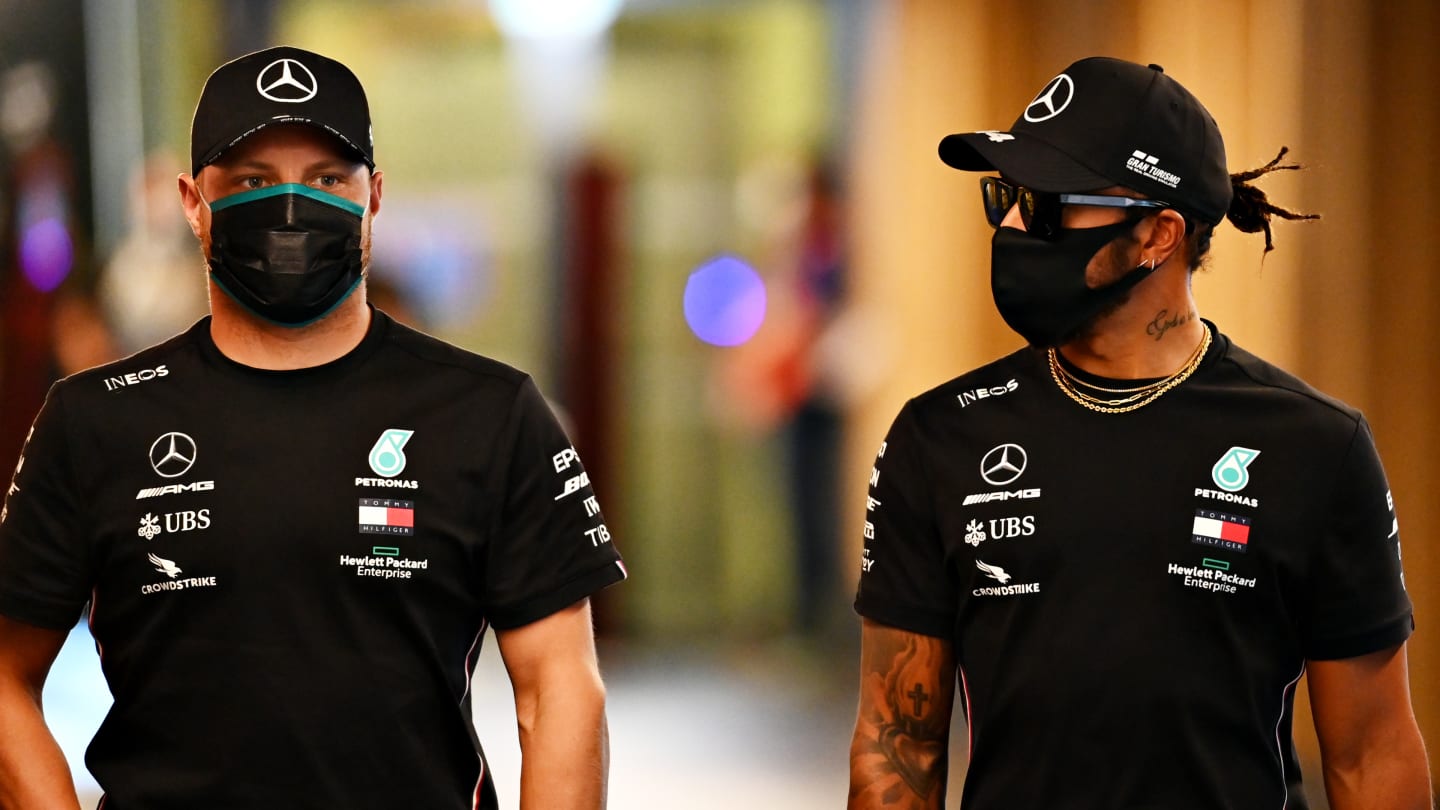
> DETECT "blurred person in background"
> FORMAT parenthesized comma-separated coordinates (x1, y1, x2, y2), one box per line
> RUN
(97, 149, 209, 354)
(715, 159, 854, 636)
(48, 150, 212, 383)
(849, 57, 1429, 809)
(0, 45, 624, 810)
(0, 60, 81, 481)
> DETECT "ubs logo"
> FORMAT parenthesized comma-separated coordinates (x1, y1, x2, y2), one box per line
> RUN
(980, 443, 1028, 486)
(149, 433, 197, 479)
(256, 58, 318, 103)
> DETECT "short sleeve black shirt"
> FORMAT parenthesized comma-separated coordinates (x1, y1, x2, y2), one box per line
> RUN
(0, 310, 627, 810)
(855, 324, 1412, 810)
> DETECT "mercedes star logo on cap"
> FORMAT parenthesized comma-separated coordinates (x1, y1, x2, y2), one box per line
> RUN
(980, 443, 1028, 486)
(256, 58, 318, 103)
(1023, 73, 1075, 123)
(149, 432, 197, 479)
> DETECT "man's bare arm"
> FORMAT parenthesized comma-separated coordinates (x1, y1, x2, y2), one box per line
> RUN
(848, 618, 956, 810)
(495, 598, 608, 810)
(1308, 642, 1431, 810)
(0, 614, 81, 810)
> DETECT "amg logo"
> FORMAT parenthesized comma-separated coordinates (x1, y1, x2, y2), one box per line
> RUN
(104, 365, 169, 392)
(963, 488, 1041, 506)
(136, 480, 215, 500)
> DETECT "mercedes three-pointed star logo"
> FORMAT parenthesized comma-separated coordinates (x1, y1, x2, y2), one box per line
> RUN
(256, 58, 318, 103)
(149, 432, 197, 479)
(1023, 73, 1075, 123)
(980, 443, 1028, 486)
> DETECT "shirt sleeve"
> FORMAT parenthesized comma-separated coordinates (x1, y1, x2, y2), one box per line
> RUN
(1301, 417, 1413, 660)
(853, 400, 955, 638)
(481, 376, 626, 630)
(0, 384, 93, 630)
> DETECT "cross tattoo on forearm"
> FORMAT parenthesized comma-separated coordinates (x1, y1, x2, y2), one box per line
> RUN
(908, 682, 929, 716)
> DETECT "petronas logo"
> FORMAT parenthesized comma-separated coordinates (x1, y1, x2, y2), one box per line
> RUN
(369, 429, 414, 478)
(1211, 446, 1261, 493)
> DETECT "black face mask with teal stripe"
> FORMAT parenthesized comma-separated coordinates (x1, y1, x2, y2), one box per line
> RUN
(207, 184, 365, 327)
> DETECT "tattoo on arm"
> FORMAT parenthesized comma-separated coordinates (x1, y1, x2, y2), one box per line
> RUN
(1145, 308, 1196, 341)
(849, 625, 956, 809)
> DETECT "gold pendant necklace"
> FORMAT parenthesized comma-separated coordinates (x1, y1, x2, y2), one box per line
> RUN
(1047, 327, 1212, 414)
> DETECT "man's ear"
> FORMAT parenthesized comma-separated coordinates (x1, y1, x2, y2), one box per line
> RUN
(367, 169, 383, 218)
(177, 173, 207, 240)
(1138, 209, 1188, 267)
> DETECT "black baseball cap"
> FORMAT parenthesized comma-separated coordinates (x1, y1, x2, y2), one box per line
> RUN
(189, 46, 374, 177)
(939, 57, 1231, 225)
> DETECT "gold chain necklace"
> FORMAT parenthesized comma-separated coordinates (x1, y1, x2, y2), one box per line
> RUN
(1047, 327, 1212, 414)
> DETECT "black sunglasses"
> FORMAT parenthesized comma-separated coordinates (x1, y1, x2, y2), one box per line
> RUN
(980, 176, 1170, 240)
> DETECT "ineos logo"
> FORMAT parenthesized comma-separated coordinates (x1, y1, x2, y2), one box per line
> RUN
(256, 58, 318, 103)
(1024, 74, 1075, 123)
(980, 443, 1028, 486)
(149, 433, 197, 479)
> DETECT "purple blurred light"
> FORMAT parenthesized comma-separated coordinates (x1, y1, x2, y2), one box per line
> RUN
(19, 216, 74, 293)
(683, 255, 767, 347)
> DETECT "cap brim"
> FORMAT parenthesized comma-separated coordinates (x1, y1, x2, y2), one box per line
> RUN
(938, 131, 1112, 193)
(197, 117, 373, 175)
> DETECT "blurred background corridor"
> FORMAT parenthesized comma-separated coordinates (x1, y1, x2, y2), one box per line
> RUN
(4, 0, 1439, 807)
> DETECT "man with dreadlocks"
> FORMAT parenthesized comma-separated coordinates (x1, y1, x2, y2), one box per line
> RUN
(848, 57, 1430, 809)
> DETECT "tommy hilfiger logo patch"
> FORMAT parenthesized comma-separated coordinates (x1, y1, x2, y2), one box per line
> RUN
(358, 498, 414, 535)
(1191, 509, 1250, 553)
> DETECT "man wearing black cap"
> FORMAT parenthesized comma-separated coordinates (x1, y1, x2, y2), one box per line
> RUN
(0, 46, 625, 809)
(848, 57, 1429, 809)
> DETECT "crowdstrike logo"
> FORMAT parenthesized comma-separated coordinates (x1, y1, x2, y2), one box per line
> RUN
(1024, 73, 1075, 122)
(973, 559, 1041, 597)
(980, 443, 1028, 486)
(148, 552, 182, 579)
(149, 433, 197, 478)
(139, 553, 219, 595)
(976, 559, 1011, 584)
(256, 58, 318, 103)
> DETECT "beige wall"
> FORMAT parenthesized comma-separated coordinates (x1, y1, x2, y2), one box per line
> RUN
(847, 0, 1440, 786)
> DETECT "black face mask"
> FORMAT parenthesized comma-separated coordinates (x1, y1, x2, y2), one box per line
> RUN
(990, 219, 1154, 348)
(207, 184, 366, 327)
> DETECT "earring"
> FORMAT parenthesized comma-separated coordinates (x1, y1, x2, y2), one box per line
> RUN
(1137, 257, 1157, 270)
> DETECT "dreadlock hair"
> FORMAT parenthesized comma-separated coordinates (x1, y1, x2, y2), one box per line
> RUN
(1187, 146, 1320, 270)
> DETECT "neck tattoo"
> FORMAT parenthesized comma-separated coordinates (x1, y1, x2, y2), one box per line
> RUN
(1145, 308, 1196, 342)
(1048, 326, 1212, 414)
